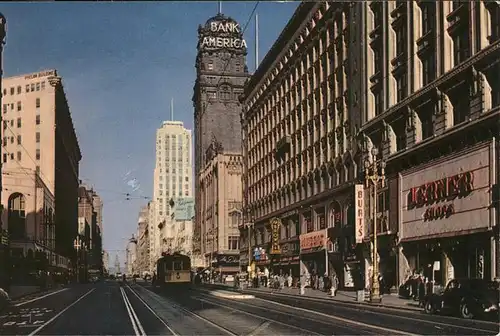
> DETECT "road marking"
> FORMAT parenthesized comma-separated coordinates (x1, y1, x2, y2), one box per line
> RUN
(120, 286, 146, 336)
(3, 321, 16, 326)
(15, 288, 69, 307)
(28, 288, 95, 336)
(125, 285, 178, 336)
(255, 296, 417, 336)
(194, 296, 321, 336)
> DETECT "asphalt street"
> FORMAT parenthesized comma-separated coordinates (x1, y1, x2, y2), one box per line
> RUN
(148, 283, 499, 336)
(1, 280, 497, 335)
(0, 281, 174, 336)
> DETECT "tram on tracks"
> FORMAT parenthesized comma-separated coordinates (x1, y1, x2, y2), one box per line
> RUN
(156, 252, 192, 288)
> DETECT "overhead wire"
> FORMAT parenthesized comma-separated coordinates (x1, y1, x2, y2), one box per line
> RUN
(213, 1, 260, 90)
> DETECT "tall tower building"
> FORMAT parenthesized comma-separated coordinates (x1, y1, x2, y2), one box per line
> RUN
(1, 69, 81, 262)
(152, 121, 192, 261)
(193, 13, 249, 272)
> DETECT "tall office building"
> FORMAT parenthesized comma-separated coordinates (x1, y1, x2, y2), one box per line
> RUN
(1, 69, 81, 271)
(151, 121, 192, 262)
(193, 12, 249, 274)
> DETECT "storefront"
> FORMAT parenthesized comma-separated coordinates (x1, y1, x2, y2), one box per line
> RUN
(299, 229, 328, 287)
(271, 239, 300, 278)
(398, 141, 497, 287)
(215, 253, 240, 275)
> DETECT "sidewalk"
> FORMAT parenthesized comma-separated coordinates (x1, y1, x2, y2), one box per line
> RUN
(203, 282, 422, 312)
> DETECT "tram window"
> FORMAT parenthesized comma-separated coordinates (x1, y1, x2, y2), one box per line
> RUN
(174, 261, 183, 270)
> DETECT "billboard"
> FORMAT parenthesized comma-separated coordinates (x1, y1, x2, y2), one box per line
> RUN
(174, 197, 194, 221)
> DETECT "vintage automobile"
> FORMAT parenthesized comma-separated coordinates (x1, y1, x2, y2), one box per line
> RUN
(423, 278, 499, 319)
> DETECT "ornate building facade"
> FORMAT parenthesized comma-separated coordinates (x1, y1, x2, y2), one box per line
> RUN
(192, 12, 249, 272)
(241, 0, 499, 290)
(357, 1, 499, 289)
(240, 2, 366, 287)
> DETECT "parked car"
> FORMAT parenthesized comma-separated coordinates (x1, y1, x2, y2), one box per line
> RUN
(423, 278, 499, 319)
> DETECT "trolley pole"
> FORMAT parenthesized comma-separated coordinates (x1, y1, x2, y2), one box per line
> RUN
(0, 13, 7, 292)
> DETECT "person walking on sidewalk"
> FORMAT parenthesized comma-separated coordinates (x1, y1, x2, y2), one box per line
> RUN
(332, 274, 339, 296)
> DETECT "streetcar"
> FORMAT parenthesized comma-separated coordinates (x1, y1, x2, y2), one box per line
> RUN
(156, 252, 192, 288)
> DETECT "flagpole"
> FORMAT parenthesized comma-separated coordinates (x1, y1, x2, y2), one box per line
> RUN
(255, 12, 259, 71)
(218, 1, 222, 14)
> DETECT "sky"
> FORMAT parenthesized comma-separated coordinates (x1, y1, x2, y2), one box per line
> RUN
(0, 1, 299, 268)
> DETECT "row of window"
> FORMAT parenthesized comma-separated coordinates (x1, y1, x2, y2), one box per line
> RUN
(2, 149, 41, 163)
(3, 81, 46, 97)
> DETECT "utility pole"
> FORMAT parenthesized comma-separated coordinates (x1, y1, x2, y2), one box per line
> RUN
(0, 13, 7, 292)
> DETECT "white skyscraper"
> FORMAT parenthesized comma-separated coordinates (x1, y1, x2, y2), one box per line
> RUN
(151, 121, 193, 265)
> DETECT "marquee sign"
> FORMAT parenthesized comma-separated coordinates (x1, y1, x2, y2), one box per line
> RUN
(200, 19, 247, 50)
(354, 184, 365, 243)
(270, 217, 281, 254)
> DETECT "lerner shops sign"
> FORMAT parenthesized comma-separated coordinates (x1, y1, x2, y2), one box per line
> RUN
(200, 20, 247, 50)
(408, 170, 474, 221)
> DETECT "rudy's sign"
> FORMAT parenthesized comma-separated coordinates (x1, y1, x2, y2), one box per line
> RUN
(200, 20, 247, 50)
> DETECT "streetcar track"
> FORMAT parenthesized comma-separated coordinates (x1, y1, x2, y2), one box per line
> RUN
(192, 295, 322, 335)
(125, 285, 179, 336)
(132, 285, 237, 336)
(247, 291, 499, 334)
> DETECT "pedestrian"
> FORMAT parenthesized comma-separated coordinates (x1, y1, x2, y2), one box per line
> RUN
(332, 274, 339, 296)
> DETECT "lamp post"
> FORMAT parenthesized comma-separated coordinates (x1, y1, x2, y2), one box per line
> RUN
(244, 216, 254, 284)
(363, 147, 386, 303)
(73, 236, 82, 283)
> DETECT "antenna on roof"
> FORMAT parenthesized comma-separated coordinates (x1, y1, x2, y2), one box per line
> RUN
(255, 12, 259, 71)
(170, 98, 174, 121)
(218, 1, 222, 14)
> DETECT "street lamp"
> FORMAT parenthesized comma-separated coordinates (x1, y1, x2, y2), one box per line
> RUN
(363, 147, 386, 303)
(73, 236, 82, 283)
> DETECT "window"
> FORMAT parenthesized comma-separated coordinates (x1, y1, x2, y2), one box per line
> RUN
(453, 30, 470, 65)
(17, 151, 21, 161)
(41, 81, 46, 90)
(17, 102, 21, 111)
(374, 47, 381, 74)
(17, 118, 21, 128)
(396, 73, 408, 101)
(396, 25, 407, 56)
(36, 166, 40, 174)
(36, 98, 40, 108)
(374, 90, 383, 115)
(421, 3, 435, 34)
(219, 85, 231, 100)
(228, 236, 239, 250)
(17, 135, 21, 145)
(17, 86, 21, 94)
(418, 104, 434, 140)
(207, 91, 216, 99)
(2, 154, 6, 163)
(207, 62, 214, 71)
(10, 137, 13, 144)
(10, 87, 14, 95)
(36, 149, 40, 160)
(26, 84, 30, 93)
(452, 90, 469, 125)
(36, 83, 40, 91)
(36, 115, 41, 125)
(2, 104, 6, 114)
(422, 54, 436, 85)
(30, 83, 35, 92)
